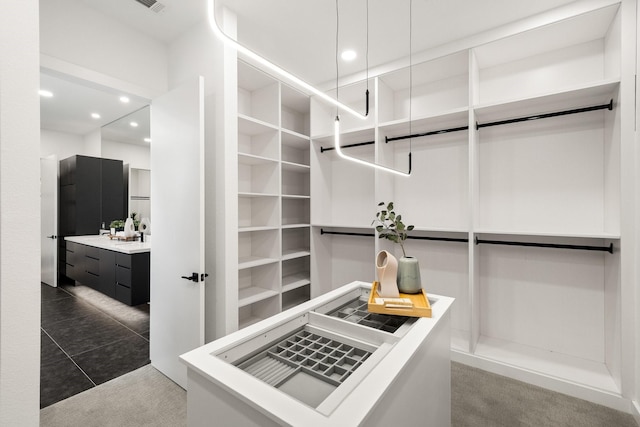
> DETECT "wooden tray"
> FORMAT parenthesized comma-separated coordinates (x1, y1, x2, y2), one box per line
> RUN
(108, 235, 137, 241)
(368, 282, 432, 318)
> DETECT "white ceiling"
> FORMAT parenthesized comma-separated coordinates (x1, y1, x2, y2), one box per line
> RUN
(40, 71, 148, 136)
(41, 0, 580, 139)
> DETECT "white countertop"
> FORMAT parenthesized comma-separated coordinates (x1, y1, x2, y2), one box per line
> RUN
(65, 235, 151, 254)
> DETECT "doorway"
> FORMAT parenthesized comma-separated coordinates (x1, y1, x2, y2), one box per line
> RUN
(39, 70, 152, 408)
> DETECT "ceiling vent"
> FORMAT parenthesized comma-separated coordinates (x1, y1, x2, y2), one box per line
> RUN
(134, 0, 165, 13)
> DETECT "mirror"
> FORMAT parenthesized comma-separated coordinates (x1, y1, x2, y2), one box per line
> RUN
(100, 106, 151, 224)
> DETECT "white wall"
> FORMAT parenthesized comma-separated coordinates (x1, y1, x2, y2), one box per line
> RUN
(41, 128, 87, 159)
(0, 0, 41, 424)
(102, 139, 150, 170)
(40, 0, 168, 96)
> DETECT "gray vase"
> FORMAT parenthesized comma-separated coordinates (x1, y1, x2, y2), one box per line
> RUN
(397, 256, 422, 294)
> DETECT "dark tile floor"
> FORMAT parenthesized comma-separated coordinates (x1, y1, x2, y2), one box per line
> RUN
(40, 282, 150, 408)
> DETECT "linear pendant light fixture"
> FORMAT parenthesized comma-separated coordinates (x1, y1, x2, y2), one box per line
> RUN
(207, 0, 412, 176)
(206, 0, 366, 120)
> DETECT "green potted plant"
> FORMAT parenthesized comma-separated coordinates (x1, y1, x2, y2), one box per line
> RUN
(109, 219, 125, 232)
(372, 202, 422, 294)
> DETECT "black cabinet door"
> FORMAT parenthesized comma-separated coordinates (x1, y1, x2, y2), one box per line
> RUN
(101, 158, 124, 228)
(75, 156, 101, 235)
(98, 249, 116, 298)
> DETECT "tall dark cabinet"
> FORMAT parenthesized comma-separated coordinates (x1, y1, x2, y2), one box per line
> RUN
(59, 155, 125, 279)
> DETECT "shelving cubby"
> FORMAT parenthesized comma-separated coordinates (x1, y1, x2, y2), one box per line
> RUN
(237, 228, 280, 270)
(281, 255, 311, 293)
(473, 232, 621, 394)
(310, 128, 376, 227)
(238, 154, 279, 196)
(310, 226, 376, 297)
(238, 262, 280, 307)
(238, 116, 279, 160)
(376, 229, 470, 352)
(238, 61, 279, 126)
(377, 51, 469, 125)
(238, 194, 279, 231)
(471, 4, 620, 106)
(238, 295, 280, 330)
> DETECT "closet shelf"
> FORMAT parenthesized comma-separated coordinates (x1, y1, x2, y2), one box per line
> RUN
(238, 153, 279, 166)
(238, 114, 279, 134)
(281, 128, 310, 141)
(239, 287, 280, 307)
(281, 161, 310, 172)
(378, 107, 469, 136)
(282, 274, 311, 293)
(282, 249, 311, 261)
(476, 99, 612, 130)
(238, 226, 279, 233)
(473, 335, 620, 394)
(473, 79, 619, 122)
(238, 256, 279, 270)
(282, 224, 310, 229)
(238, 192, 279, 198)
(474, 229, 620, 240)
(282, 194, 310, 200)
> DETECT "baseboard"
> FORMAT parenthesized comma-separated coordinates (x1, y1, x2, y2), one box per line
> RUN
(631, 400, 640, 426)
(452, 350, 630, 414)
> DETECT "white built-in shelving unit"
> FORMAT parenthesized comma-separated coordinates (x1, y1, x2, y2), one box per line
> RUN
(235, 61, 312, 330)
(307, 1, 634, 412)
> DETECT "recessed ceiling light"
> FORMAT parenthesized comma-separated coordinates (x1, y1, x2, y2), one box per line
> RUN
(91, 113, 101, 119)
(130, 121, 139, 128)
(39, 89, 54, 98)
(144, 137, 151, 143)
(341, 50, 357, 61)
(120, 96, 130, 103)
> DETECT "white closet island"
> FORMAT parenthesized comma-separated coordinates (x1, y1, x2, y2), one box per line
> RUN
(181, 281, 454, 427)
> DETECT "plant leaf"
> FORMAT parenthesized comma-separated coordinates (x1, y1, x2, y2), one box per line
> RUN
(388, 202, 394, 211)
(407, 225, 414, 230)
(378, 202, 385, 206)
(375, 225, 383, 232)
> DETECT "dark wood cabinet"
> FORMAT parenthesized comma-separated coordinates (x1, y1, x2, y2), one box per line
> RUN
(59, 155, 124, 279)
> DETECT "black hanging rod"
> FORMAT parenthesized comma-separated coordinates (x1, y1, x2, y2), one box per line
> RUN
(476, 99, 613, 130)
(320, 229, 374, 237)
(385, 125, 469, 143)
(320, 140, 375, 153)
(475, 237, 613, 254)
(408, 235, 468, 243)
(320, 124, 469, 153)
(320, 229, 468, 243)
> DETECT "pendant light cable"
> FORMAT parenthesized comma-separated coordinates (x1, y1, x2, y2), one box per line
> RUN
(409, 0, 413, 164)
(333, 0, 411, 177)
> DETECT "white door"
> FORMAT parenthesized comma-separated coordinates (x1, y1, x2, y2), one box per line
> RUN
(150, 77, 206, 388)
(41, 156, 58, 287)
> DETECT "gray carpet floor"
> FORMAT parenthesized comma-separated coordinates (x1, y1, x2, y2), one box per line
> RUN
(40, 361, 637, 426)
(452, 363, 637, 427)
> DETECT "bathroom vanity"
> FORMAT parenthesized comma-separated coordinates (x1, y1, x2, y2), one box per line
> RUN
(180, 281, 454, 426)
(64, 235, 150, 305)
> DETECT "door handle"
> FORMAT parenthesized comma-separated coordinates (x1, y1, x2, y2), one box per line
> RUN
(181, 273, 199, 282)
(47, 235, 57, 239)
